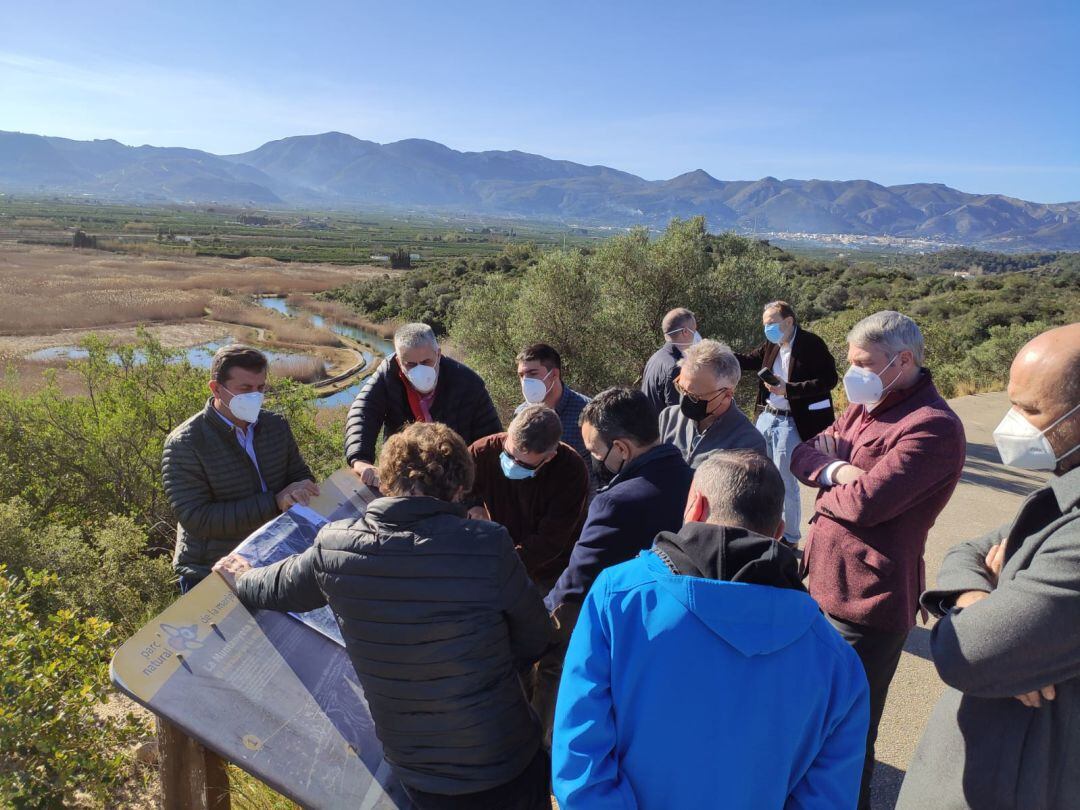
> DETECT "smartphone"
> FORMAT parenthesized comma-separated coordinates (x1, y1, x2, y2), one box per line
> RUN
(757, 367, 782, 386)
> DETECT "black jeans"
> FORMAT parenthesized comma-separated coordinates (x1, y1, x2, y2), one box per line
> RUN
(400, 749, 550, 810)
(828, 614, 908, 810)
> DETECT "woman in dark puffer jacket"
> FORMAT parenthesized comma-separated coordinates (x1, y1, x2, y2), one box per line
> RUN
(218, 422, 553, 809)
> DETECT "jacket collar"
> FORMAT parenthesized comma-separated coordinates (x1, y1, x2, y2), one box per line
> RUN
(202, 397, 261, 437)
(364, 495, 465, 528)
(1049, 464, 1080, 513)
(662, 342, 684, 361)
(761, 327, 798, 367)
(607, 442, 684, 489)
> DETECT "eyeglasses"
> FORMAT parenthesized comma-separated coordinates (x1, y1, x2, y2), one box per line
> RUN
(502, 442, 543, 470)
(674, 381, 730, 405)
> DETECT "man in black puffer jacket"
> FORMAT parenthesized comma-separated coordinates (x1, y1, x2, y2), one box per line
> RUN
(345, 322, 502, 489)
(218, 422, 553, 809)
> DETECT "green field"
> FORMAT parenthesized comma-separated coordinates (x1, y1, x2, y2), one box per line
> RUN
(0, 196, 601, 265)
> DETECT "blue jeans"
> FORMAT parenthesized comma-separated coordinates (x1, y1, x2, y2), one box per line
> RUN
(755, 410, 802, 543)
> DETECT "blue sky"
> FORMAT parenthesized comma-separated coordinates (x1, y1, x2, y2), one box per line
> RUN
(2, 0, 1077, 201)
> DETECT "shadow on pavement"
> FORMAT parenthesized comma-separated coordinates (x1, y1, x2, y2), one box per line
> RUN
(902, 625, 933, 663)
(961, 443, 1046, 497)
(871, 760, 907, 810)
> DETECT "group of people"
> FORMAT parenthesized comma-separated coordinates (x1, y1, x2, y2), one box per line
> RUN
(161, 303, 1080, 809)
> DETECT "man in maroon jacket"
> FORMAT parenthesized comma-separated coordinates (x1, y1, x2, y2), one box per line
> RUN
(468, 405, 590, 594)
(791, 310, 966, 810)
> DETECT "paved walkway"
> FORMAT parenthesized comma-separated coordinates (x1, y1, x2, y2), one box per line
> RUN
(797, 391, 1049, 808)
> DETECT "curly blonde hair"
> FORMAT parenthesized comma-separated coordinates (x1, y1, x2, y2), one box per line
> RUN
(377, 422, 475, 501)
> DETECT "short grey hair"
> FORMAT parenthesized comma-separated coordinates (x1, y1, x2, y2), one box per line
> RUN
(394, 322, 439, 355)
(847, 310, 925, 366)
(509, 405, 562, 454)
(693, 450, 784, 536)
(679, 339, 741, 388)
(663, 307, 696, 334)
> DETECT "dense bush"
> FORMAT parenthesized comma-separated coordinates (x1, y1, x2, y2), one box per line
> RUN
(450, 218, 785, 413)
(0, 565, 147, 808)
(0, 498, 176, 635)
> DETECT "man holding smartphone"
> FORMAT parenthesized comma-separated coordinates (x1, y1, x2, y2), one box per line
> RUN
(735, 301, 839, 548)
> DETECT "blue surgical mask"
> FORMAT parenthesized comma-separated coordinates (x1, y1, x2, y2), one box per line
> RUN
(500, 451, 537, 480)
(764, 322, 784, 344)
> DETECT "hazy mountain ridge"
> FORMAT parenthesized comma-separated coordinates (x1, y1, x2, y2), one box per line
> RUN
(2, 130, 1078, 249)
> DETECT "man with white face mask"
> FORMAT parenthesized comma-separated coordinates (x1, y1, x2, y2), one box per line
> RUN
(514, 343, 592, 475)
(790, 310, 966, 810)
(897, 322, 1080, 810)
(163, 345, 317, 592)
(345, 322, 501, 488)
(641, 307, 701, 415)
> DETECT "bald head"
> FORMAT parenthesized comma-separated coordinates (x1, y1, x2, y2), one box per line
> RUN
(1008, 323, 1080, 473)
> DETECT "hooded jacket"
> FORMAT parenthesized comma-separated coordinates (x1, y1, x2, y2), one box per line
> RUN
(552, 522, 870, 810)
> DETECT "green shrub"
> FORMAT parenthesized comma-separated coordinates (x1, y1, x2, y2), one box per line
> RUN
(0, 499, 176, 636)
(450, 218, 785, 414)
(0, 565, 147, 808)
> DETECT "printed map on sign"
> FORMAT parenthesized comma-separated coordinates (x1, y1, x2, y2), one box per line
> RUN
(111, 469, 411, 808)
(233, 504, 343, 645)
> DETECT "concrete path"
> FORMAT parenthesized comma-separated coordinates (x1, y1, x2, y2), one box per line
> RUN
(796, 390, 1049, 808)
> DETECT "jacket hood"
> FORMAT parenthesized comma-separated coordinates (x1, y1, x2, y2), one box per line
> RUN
(653, 522, 806, 589)
(646, 523, 816, 657)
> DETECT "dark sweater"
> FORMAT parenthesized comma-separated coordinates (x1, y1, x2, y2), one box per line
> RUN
(236, 496, 552, 795)
(163, 399, 312, 581)
(468, 433, 589, 587)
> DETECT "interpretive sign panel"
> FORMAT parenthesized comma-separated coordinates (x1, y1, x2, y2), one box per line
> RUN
(111, 470, 412, 808)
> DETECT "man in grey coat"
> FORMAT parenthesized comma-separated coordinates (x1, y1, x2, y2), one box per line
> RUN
(658, 338, 767, 470)
(897, 322, 1080, 810)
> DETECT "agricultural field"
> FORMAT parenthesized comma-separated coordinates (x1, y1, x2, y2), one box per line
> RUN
(0, 197, 595, 265)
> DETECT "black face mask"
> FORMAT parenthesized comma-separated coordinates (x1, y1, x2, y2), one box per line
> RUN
(592, 444, 623, 487)
(679, 393, 711, 422)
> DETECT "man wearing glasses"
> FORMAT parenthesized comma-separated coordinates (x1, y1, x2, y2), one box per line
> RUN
(659, 339, 767, 469)
(467, 405, 590, 593)
(641, 307, 701, 415)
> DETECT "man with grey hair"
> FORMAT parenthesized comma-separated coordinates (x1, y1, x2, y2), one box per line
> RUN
(345, 321, 501, 487)
(641, 307, 700, 414)
(658, 338, 767, 468)
(553, 450, 869, 809)
(466, 405, 589, 591)
(791, 309, 966, 810)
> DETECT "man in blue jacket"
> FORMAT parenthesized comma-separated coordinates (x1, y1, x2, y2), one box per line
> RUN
(553, 450, 870, 809)
(532, 387, 693, 745)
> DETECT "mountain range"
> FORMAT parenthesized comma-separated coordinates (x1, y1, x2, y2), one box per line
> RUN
(2, 129, 1078, 249)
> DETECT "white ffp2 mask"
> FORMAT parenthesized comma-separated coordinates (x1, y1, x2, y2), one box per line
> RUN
(222, 388, 263, 423)
(521, 370, 554, 404)
(406, 363, 438, 394)
(843, 355, 900, 406)
(993, 402, 1080, 471)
